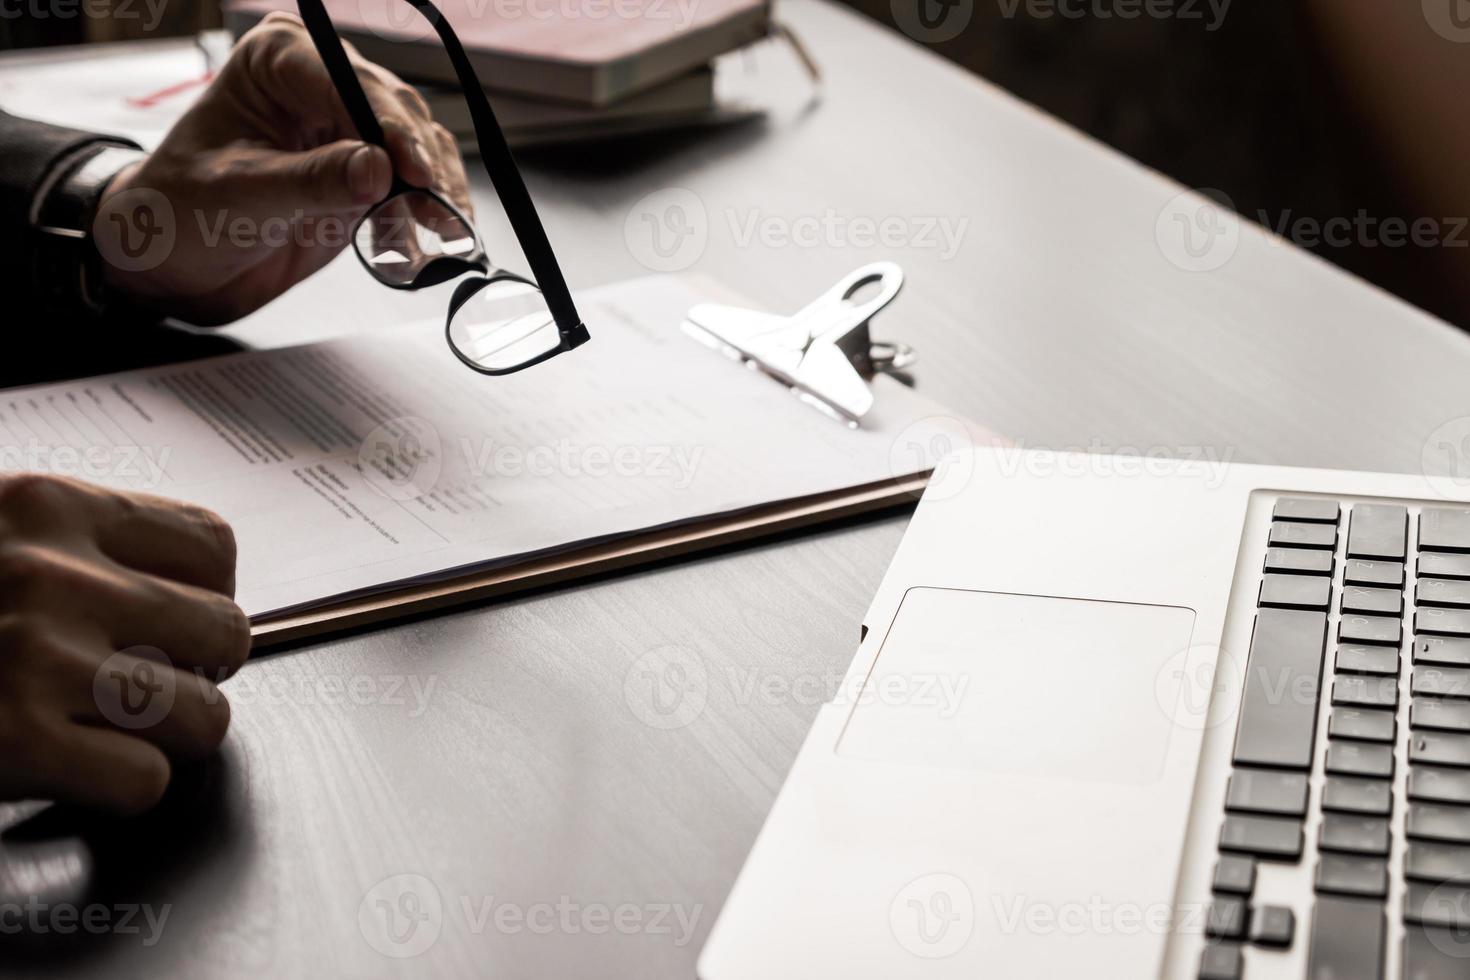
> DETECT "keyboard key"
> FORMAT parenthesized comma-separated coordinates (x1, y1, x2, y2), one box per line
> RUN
(1323, 776, 1392, 815)
(1414, 636, 1470, 668)
(1341, 586, 1403, 617)
(1408, 804, 1470, 844)
(1329, 707, 1396, 742)
(1410, 767, 1470, 805)
(1233, 609, 1327, 771)
(1411, 732, 1470, 768)
(1399, 922, 1470, 975)
(1318, 814, 1390, 855)
(1226, 769, 1309, 815)
(1275, 497, 1340, 524)
(1335, 644, 1399, 676)
(1206, 898, 1248, 939)
(1249, 904, 1294, 947)
(1348, 504, 1407, 561)
(1406, 842, 1470, 883)
(1212, 855, 1256, 895)
(1306, 896, 1385, 980)
(1265, 547, 1334, 576)
(1198, 943, 1242, 980)
(1412, 698, 1470, 732)
(1258, 575, 1332, 612)
(1421, 508, 1470, 553)
(1327, 742, 1395, 778)
(1260, 573, 1332, 610)
(1417, 608, 1470, 638)
(1345, 559, 1404, 588)
(1339, 615, 1403, 647)
(1399, 928, 1470, 980)
(1405, 886, 1470, 931)
(1271, 521, 1338, 550)
(1413, 667, 1470, 700)
(1421, 553, 1470, 581)
(1220, 813, 1304, 859)
(1316, 854, 1389, 897)
(1333, 675, 1399, 710)
(1418, 579, 1470, 609)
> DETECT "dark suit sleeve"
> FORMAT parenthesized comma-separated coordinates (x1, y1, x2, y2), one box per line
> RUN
(0, 109, 142, 331)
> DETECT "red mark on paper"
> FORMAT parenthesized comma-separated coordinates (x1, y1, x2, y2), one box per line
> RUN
(125, 71, 215, 110)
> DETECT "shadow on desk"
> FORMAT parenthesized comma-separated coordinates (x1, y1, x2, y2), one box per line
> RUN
(516, 112, 771, 178)
(0, 744, 254, 971)
(2, 319, 247, 391)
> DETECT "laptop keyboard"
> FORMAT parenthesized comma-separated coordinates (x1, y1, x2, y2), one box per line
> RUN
(1200, 498, 1470, 980)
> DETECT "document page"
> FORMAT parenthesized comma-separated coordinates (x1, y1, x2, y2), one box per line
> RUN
(0, 276, 970, 618)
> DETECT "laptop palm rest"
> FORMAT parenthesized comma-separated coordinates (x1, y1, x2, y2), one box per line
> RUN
(838, 588, 1197, 786)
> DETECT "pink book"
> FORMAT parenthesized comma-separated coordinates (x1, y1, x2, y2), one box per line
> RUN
(223, 0, 770, 106)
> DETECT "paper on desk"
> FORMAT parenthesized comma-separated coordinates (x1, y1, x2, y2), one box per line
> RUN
(0, 41, 222, 150)
(0, 276, 977, 619)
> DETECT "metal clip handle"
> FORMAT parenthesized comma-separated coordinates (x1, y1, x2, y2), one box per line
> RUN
(798, 262, 913, 379)
(683, 261, 916, 423)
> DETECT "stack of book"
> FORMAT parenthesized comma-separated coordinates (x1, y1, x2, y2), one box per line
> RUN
(222, 0, 772, 147)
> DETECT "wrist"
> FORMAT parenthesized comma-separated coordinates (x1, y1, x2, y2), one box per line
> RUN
(97, 158, 146, 214)
(93, 158, 168, 310)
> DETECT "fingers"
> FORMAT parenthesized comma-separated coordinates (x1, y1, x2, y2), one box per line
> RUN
(235, 13, 473, 211)
(225, 140, 392, 218)
(362, 98, 471, 218)
(0, 474, 246, 815)
(0, 622, 177, 815)
(88, 483, 240, 598)
(0, 626, 232, 763)
(0, 481, 250, 678)
(80, 645, 233, 761)
(0, 543, 249, 683)
(376, 85, 438, 189)
(234, 14, 355, 136)
(430, 122, 474, 217)
(100, 567, 253, 681)
(10, 720, 173, 816)
(0, 474, 238, 597)
(0, 607, 234, 752)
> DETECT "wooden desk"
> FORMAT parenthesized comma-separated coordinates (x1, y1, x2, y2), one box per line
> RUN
(3, 2, 1469, 976)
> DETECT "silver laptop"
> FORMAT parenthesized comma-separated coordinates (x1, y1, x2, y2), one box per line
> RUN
(699, 447, 1470, 980)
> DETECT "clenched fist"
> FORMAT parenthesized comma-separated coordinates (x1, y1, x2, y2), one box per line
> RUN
(0, 474, 249, 814)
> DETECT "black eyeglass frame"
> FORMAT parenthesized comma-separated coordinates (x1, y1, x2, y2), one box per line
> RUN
(295, 0, 589, 374)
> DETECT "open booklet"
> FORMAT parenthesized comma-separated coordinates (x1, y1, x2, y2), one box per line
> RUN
(0, 275, 976, 626)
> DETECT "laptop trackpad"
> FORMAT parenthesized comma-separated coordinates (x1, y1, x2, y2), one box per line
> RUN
(838, 588, 1197, 785)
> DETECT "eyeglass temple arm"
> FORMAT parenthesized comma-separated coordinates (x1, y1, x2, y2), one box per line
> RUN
(294, 0, 388, 149)
(294, 0, 583, 338)
(398, 0, 583, 336)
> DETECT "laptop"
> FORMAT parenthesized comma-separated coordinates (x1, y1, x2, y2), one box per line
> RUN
(698, 447, 1470, 980)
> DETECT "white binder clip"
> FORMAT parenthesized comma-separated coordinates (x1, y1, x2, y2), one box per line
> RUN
(683, 262, 916, 425)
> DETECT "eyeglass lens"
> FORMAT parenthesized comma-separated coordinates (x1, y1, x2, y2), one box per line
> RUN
(353, 189, 480, 288)
(445, 278, 561, 372)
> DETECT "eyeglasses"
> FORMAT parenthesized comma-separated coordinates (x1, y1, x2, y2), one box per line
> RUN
(296, 0, 589, 374)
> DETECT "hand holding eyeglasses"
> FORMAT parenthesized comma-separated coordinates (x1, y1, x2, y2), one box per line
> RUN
(93, 11, 473, 325)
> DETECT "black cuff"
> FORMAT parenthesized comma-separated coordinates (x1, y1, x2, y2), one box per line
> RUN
(32, 143, 148, 319)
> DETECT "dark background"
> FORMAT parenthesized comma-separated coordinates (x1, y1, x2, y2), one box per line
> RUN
(841, 0, 1468, 330)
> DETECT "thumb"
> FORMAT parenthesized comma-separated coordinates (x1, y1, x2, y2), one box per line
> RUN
(232, 141, 392, 219)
